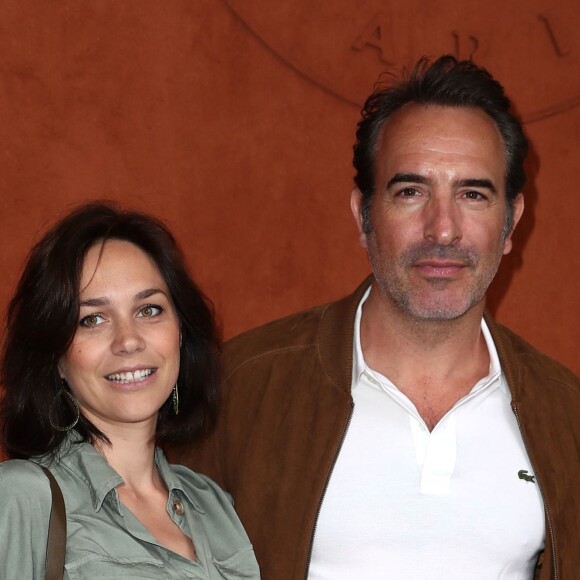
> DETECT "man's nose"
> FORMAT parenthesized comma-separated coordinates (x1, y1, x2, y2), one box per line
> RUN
(423, 196, 462, 246)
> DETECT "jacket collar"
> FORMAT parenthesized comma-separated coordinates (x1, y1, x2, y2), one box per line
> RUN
(318, 276, 373, 394)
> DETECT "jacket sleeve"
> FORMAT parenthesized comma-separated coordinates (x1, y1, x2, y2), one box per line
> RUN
(0, 460, 52, 580)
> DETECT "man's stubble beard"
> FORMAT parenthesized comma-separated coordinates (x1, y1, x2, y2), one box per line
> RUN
(366, 237, 505, 322)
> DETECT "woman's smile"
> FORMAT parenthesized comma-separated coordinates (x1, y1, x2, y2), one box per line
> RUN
(105, 367, 156, 384)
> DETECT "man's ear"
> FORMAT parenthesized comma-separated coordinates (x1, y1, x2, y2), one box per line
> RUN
(350, 188, 368, 249)
(503, 193, 524, 255)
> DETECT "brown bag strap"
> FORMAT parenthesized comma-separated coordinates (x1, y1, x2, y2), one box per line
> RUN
(39, 466, 67, 580)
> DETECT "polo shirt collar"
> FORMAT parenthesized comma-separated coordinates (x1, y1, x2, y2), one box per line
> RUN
(352, 286, 371, 386)
(352, 288, 508, 397)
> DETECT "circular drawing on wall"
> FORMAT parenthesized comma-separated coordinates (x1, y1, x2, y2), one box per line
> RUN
(223, 0, 580, 123)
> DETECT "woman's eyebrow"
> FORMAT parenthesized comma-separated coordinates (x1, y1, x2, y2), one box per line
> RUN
(79, 288, 166, 307)
(79, 297, 109, 308)
(135, 288, 166, 300)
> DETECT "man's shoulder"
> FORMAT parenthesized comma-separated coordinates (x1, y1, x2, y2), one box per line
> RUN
(222, 302, 331, 376)
(490, 319, 579, 390)
(222, 277, 372, 367)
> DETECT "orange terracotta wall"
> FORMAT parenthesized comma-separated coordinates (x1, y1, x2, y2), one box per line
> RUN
(0, 1, 578, 458)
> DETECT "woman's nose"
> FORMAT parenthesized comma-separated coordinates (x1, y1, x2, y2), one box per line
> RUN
(111, 319, 145, 355)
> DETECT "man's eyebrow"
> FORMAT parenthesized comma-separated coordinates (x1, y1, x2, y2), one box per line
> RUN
(386, 174, 498, 194)
(386, 173, 429, 188)
(457, 178, 497, 193)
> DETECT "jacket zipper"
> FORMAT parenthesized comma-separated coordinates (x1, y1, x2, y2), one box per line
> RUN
(303, 401, 354, 579)
(511, 402, 558, 580)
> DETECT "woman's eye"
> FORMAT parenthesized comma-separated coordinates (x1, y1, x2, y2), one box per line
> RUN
(79, 314, 106, 328)
(138, 305, 163, 318)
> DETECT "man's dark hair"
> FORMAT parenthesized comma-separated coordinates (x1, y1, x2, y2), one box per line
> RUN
(1, 201, 219, 459)
(353, 55, 528, 233)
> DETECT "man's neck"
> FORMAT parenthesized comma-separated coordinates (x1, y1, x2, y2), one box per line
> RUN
(360, 284, 491, 428)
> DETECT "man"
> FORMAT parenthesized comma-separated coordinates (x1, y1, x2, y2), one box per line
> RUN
(172, 56, 579, 579)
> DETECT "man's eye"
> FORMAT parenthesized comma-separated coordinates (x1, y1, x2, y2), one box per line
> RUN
(463, 191, 486, 200)
(399, 187, 419, 197)
(79, 314, 106, 328)
(138, 305, 163, 318)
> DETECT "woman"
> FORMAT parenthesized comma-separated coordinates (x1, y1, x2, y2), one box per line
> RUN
(0, 202, 260, 579)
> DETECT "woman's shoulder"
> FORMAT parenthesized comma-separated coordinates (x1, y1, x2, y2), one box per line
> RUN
(0, 460, 57, 578)
(0, 459, 53, 530)
(0, 459, 51, 497)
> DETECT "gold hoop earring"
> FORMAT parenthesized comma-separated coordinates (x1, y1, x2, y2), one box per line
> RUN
(172, 383, 179, 415)
(49, 381, 80, 431)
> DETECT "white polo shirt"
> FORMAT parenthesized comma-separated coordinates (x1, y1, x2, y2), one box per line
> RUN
(308, 289, 545, 579)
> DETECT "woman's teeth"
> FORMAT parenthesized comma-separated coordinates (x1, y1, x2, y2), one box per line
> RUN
(106, 369, 153, 383)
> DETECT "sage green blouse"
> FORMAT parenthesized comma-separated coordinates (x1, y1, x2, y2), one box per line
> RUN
(0, 436, 259, 579)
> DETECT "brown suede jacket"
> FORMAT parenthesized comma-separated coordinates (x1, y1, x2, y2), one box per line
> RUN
(171, 278, 580, 580)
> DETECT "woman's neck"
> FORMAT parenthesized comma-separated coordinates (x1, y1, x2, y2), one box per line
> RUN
(93, 422, 161, 492)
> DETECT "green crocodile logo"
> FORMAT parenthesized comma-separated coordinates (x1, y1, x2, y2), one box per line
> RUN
(518, 469, 536, 483)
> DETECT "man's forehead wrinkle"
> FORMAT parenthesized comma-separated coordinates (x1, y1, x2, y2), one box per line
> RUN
(378, 146, 505, 192)
(387, 134, 498, 158)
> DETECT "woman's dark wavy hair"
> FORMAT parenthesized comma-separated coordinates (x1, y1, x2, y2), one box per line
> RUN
(353, 55, 529, 234)
(0, 201, 219, 459)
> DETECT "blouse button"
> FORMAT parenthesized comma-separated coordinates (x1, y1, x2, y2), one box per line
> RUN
(172, 498, 185, 516)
